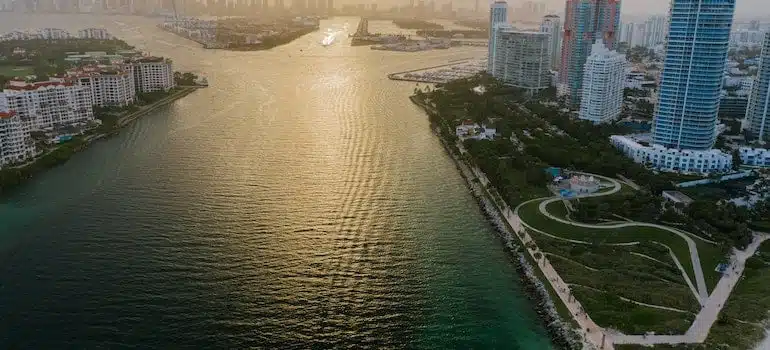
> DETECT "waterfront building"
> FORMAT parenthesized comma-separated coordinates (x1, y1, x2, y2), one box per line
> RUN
(739, 147, 770, 167)
(493, 30, 551, 92)
(579, 40, 626, 123)
(487, 0, 508, 74)
(39, 28, 71, 39)
(559, 0, 621, 107)
(611, 135, 732, 174)
(652, 0, 736, 151)
(746, 32, 770, 142)
(131, 57, 175, 93)
(0, 110, 35, 168)
(539, 14, 562, 71)
(0, 79, 95, 132)
(77, 28, 113, 40)
(69, 66, 137, 107)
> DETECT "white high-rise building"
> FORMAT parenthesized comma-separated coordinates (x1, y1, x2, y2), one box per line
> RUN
(746, 32, 770, 142)
(0, 110, 34, 168)
(131, 57, 175, 93)
(493, 29, 551, 92)
(78, 28, 113, 40)
(621, 22, 635, 45)
(39, 28, 72, 40)
(0, 79, 95, 132)
(69, 66, 136, 107)
(539, 14, 561, 71)
(642, 15, 667, 48)
(579, 40, 627, 123)
(487, 1, 508, 73)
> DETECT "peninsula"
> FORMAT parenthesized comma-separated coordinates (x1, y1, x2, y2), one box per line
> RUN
(159, 16, 319, 50)
(0, 28, 207, 193)
(411, 75, 770, 350)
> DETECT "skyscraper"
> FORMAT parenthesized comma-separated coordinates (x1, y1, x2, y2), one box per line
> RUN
(652, 0, 736, 150)
(539, 14, 561, 71)
(579, 40, 627, 123)
(487, 1, 508, 73)
(746, 32, 770, 142)
(493, 30, 551, 92)
(559, 0, 621, 107)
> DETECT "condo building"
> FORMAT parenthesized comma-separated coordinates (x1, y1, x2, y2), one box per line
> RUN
(579, 40, 627, 123)
(70, 66, 137, 107)
(559, 0, 621, 107)
(487, 1, 508, 74)
(493, 30, 551, 92)
(1, 79, 95, 132)
(539, 14, 562, 71)
(652, 0, 736, 151)
(746, 32, 770, 142)
(131, 57, 175, 93)
(77, 28, 113, 40)
(0, 110, 34, 167)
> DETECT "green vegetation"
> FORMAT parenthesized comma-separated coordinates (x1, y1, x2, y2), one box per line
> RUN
(224, 27, 317, 50)
(0, 137, 86, 194)
(173, 72, 200, 86)
(414, 74, 770, 348)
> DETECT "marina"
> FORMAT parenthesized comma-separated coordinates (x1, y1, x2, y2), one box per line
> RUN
(388, 58, 487, 83)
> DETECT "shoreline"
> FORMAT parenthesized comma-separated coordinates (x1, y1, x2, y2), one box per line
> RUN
(410, 95, 582, 349)
(0, 86, 202, 195)
(157, 25, 318, 51)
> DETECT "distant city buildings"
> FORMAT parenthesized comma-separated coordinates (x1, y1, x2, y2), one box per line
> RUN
(539, 14, 561, 71)
(78, 28, 113, 40)
(746, 32, 770, 142)
(487, 0, 508, 74)
(559, 0, 621, 107)
(579, 40, 627, 123)
(493, 30, 551, 92)
(621, 15, 667, 49)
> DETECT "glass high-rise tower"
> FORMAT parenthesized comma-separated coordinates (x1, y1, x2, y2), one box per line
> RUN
(652, 0, 736, 150)
(487, 1, 508, 73)
(746, 32, 770, 142)
(559, 0, 621, 107)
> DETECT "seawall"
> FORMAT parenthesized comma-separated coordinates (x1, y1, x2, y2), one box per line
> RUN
(416, 95, 582, 349)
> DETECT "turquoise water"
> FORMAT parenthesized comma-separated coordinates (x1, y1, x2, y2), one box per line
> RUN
(0, 14, 553, 349)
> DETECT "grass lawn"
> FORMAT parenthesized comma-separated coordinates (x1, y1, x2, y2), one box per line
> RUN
(519, 199, 725, 293)
(530, 229, 700, 312)
(0, 65, 34, 77)
(571, 286, 694, 335)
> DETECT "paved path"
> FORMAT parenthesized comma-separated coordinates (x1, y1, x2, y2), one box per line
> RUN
(454, 141, 769, 348)
(535, 183, 710, 303)
(614, 233, 770, 345)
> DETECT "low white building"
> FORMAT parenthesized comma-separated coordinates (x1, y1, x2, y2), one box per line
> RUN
(579, 40, 627, 123)
(0, 110, 34, 168)
(610, 135, 733, 174)
(77, 28, 113, 40)
(739, 147, 770, 167)
(569, 175, 600, 194)
(131, 57, 175, 93)
(456, 121, 497, 141)
(69, 66, 136, 107)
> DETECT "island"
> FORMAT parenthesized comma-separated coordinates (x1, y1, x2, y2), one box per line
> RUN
(0, 28, 207, 193)
(410, 74, 770, 350)
(159, 16, 319, 50)
(391, 19, 444, 31)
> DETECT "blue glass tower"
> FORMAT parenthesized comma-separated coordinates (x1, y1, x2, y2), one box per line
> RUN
(487, 1, 508, 73)
(652, 0, 736, 150)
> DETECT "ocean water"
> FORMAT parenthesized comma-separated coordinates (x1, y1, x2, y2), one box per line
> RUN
(0, 14, 553, 349)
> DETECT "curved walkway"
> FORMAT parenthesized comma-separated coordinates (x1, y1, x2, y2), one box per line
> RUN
(531, 173, 710, 303)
